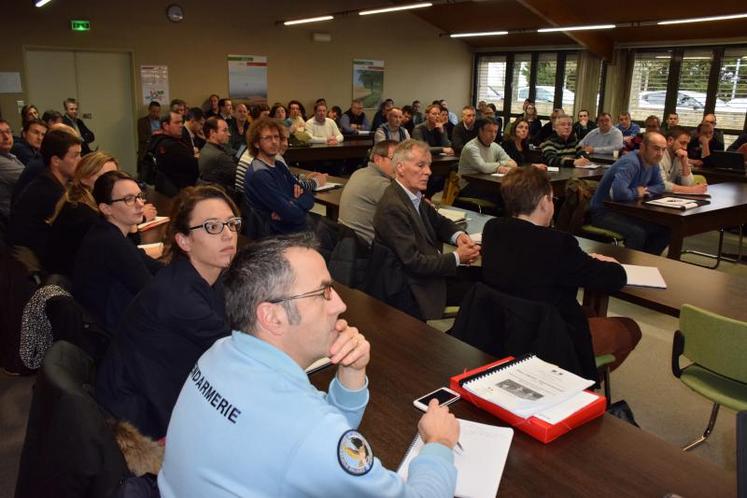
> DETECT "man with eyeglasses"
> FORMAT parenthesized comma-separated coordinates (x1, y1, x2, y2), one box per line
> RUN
(590, 132, 670, 255)
(245, 117, 314, 234)
(339, 140, 398, 246)
(159, 235, 460, 498)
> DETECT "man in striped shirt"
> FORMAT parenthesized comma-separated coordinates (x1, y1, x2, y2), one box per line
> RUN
(540, 115, 591, 168)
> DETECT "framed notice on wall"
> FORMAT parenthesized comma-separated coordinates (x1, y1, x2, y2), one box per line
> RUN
(228, 55, 267, 104)
(353, 59, 384, 109)
(140, 65, 169, 107)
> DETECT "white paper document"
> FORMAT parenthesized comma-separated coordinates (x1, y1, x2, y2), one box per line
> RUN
(491, 172, 506, 177)
(645, 197, 699, 210)
(314, 182, 343, 192)
(463, 356, 594, 418)
(137, 216, 169, 231)
(622, 264, 667, 289)
(437, 208, 467, 223)
(575, 163, 602, 169)
(534, 391, 598, 424)
(546, 166, 560, 173)
(398, 419, 513, 498)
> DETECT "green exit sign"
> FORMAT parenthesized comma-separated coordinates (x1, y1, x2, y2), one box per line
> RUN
(70, 20, 91, 32)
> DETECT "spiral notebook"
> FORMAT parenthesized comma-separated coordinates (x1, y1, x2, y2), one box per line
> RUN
(397, 418, 513, 498)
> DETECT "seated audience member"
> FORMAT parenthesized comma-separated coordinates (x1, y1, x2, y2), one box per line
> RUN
(412, 104, 454, 156)
(327, 105, 343, 128)
(502, 118, 548, 168)
(245, 118, 314, 234)
(439, 107, 455, 141)
(662, 112, 678, 133)
(0, 120, 25, 231)
(305, 103, 344, 144)
(687, 121, 724, 167)
(481, 167, 641, 377)
(96, 185, 239, 439)
(269, 103, 287, 121)
(625, 115, 661, 152)
(158, 235, 460, 498)
(339, 140, 397, 245)
(286, 100, 306, 133)
(541, 114, 591, 168)
(660, 127, 708, 194)
(372, 139, 480, 321)
(73, 171, 163, 331)
(579, 112, 623, 155)
(11, 119, 47, 165)
(148, 111, 199, 196)
(371, 99, 394, 131)
(42, 110, 64, 128)
(458, 117, 517, 194)
(702, 113, 725, 149)
(20, 104, 40, 127)
(573, 109, 596, 140)
(590, 132, 670, 254)
(63, 97, 95, 155)
(218, 98, 235, 129)
(250, 103, 271, 122)
(8, 129, 82, 266)
(204, 94, 220, 118)
(523, 102, 542, 143)
(616, 111, 640, 149)
(183, 107, 206, 152)
(198, 117, 236, 193)
(536, 108, 564, 146)
(401, 105, 415, 135)
(137, 101, 161, 164)
(451, 106, 478, 155)
(485, 103, 503, 132)
(411, 100, 424, 125)
(339, 99, 370, 134)
(374, 107, 410, 144)
(439, 100, 459, 126)
(46, 152, 140, 276)
(170, 99, 187, 116)
(229, 103, 250, 152)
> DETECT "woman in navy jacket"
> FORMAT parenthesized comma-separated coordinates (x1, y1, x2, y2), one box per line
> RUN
(96, 185, 241, 439)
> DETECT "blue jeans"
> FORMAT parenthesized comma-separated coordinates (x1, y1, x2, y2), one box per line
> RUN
(591, 209, 670, 255)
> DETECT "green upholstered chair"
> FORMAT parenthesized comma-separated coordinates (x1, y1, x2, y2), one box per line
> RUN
(580, 225, 625, 246)
(672, 304, 747, 451)
(453, 196, 497, 214)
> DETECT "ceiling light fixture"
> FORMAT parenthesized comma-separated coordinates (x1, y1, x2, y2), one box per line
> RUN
(34, 0, 53, 6)
(359, 2, 432, 16)
(283, 15, 334, 26)
(537, 24, 616, 33)
(658, 13, 747, 25)
(450, 30, 509, 38)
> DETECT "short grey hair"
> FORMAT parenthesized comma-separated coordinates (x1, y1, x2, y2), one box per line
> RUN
(392, 139, 430, 170)
(224, 233, 319, 334)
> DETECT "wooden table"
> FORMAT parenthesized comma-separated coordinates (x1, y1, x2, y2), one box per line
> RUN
(290, 167, 348, 221)
(283, 139, 373, 164)
(578, 238, 747, 322)
(604, 182, 747, 260)
(314, 284, 736, 497)
(464, 167, 605, 196)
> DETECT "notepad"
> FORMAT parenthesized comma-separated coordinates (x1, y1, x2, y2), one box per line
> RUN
(622, 264, 667, 289)
(645, 197, 705, 210)
(546, 166, 560, 173)
(137, 216, 169, 231)
(314, 182, 343, 192)
(437, 208, 467, 223)
(575, 163, 602, 169)
(305, 357, 332, 374)
(398, 418, 513, 498)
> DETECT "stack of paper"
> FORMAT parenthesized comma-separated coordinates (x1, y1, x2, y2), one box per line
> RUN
(137, 216, 169, 231)
(314, 182, 343, 192)
(622, 264, 667, 289)
(437, 208, 467, 223)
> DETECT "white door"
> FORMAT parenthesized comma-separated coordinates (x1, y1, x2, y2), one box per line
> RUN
(25, 49, 137, 175)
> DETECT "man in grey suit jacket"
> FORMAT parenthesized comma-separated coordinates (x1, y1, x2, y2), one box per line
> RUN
(373, 139, 480, 320)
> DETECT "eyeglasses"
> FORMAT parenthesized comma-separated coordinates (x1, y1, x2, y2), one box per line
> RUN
(110, 192, 146, 206)
(268, 283, 334, 304)
(189, 217, 242, 235)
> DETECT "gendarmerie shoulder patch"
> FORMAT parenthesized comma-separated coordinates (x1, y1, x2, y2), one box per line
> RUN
(337, 430, 374, 476)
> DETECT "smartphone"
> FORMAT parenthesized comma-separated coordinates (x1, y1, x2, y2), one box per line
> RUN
(413, 387, 460, 412)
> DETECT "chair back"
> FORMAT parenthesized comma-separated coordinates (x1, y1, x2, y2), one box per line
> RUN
(15, 340, 129, 498)
(556, 178, 598, 234)
(329, 225, 370, 288)
(680, 304, 747, 383)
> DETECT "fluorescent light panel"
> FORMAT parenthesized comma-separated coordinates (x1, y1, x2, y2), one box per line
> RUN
(359, 2, 432, 16)
(283, 15, 334, 26)
(35, 0, 53, 6)
(538, 24, 615, 33)
(450, 31, 509, 38)
(658, 13, 747, 25)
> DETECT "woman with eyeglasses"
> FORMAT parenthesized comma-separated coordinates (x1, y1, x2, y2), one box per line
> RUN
(96, 185, 240, 440)
(72, 170, 163, 332)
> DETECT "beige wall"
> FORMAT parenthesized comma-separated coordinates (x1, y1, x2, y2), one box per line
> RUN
(1, 0, 473, 131)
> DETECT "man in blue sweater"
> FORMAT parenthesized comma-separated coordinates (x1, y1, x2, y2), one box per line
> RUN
(590, 131, 670, 255)
(245, 117, 314, 234)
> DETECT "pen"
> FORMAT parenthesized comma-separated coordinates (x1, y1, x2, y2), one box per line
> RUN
(454, 441, 464, 454)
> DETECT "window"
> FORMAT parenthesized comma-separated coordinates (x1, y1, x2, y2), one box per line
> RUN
(677, 49, 713, 127)
(718, 47, 747, 131)
(628, 51, 672, 121)
(563, 54, 578, 114)
(534, 53, 557, 116)
(475, 55, 507, 109)
(511, 54, 532, 115)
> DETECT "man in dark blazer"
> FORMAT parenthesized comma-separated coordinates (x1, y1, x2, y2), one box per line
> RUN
(137, 101, 161, 162)
(481, 166, 641, 373)
(62, 98, 95, 155)
(373, 139, 480, 320)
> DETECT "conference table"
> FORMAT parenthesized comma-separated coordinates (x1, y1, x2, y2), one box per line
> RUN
(693, 167, 747, 185)
(604, 182, 747, 260)
(313, 283, 736, 497)
(283, 138, 373, 164)
(463, 166, 605, 196)
(290, 167, 348, 221)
